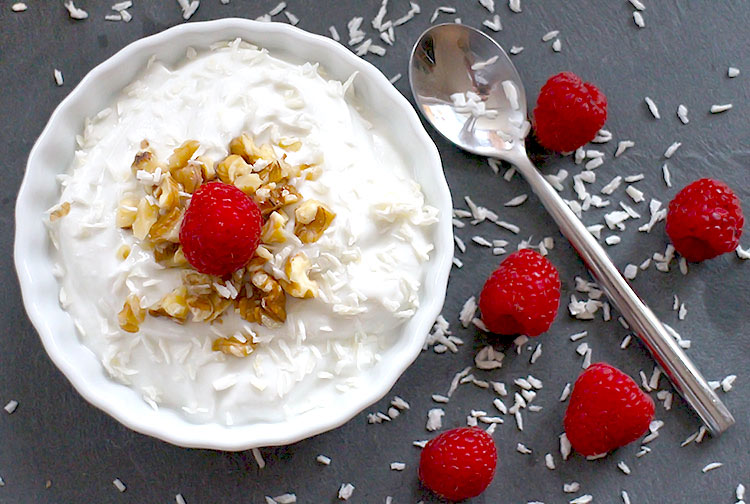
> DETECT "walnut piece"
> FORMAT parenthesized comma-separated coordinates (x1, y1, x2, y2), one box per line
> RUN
(132, 197, 159, 240)
(153, 243, 189, 268)
(49, 202, 71, 222)
(149, 206, 183, 244)
(229, 133, 276, 164)
(166, 140, 200, 171)
(216, 154, 252, 185)
(212, 336, 256, 358)
(294, 200, 336, 243)
(171, 163, 202, 194)
(153, 173, 180, 211)
(234, 173, 263, 195)
(150, 286, 189, 321)
(181, 270, 233, 322)
(237, 272, 287, 324)
(131, 150, 162, 175)
(228, 133, 258, 163)
(280, 252, 318, 299)
(256, 183, 301, 217)
(116, 196, 139, 228)
(261, 210, 289, 244)
(118, 294, 145, 333)
(194, 156, 216, 182)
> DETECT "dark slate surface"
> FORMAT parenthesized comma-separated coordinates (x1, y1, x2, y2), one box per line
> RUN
(2, 1, 749, 503)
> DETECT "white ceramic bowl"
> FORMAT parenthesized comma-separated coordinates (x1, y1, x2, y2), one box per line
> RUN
(14, 19, 453, 451)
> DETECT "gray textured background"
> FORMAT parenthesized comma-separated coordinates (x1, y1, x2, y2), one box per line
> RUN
(2, 1, 750, 503)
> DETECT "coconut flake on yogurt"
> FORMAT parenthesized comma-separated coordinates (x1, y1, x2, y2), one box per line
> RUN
(48, 39, 438, 424)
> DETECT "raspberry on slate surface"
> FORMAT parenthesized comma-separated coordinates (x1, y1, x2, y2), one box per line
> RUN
(666, 178, 744, 262)
(564, 362, 655, 457)
(179, 181, 263, 276)
(479, 248, 561, 337)
(533, 71, 608, 153)
(418, 427, 497, 502)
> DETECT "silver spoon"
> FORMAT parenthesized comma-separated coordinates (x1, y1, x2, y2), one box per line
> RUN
(409, 23, 734, 436)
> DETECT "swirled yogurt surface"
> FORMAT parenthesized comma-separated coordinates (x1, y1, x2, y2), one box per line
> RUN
(49, 39, 438, 425)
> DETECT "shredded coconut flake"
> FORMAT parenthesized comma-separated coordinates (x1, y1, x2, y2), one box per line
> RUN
(544, 453, 555, 470)
(593, 128, 613, 143)
(721, 374, 737, 392)
(472, 236, 493, 247)
(623, 264, 638, 280)
(283, 11, 299, 25)
(601, 176, 623, 195)
(64, 0, 89, 19)
(269, 1, 286, 15)
(517, 442, 532, 454)
(505, 194, 528, 207)
(530, 344, 542, 364)
(677, 104, 689, 124)
(570, 495, 593, 504)
(482, 14, 502, 31)
(251, 448, 266, 469)
(338, 483, 355, 500)
(736, 245, 750, 259)
(710, 104, 732, 113)
(645, 96, 660, 119)
(560, 433, 572, 460)
(180, 0, 199, 20)
(426, 408, 445, 431)
(701, 462, 723, 473)
(583, 157, 603, 171)
(662, 163, 672, 188)
(432, 394, 449, 403)
(633, 11, 645, 27)
(664, 141, 682, 158)
(4, 400, 18, 414)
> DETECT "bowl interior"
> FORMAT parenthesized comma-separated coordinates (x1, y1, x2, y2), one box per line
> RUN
(15, 18, 453, 450)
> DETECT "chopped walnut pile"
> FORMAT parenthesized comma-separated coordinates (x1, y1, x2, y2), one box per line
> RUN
(114, 134, 335, 356)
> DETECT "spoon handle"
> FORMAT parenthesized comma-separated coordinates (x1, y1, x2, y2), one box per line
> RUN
(510, 151, 734, 436)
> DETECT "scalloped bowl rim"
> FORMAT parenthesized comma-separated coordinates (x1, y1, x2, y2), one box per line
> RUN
(14, 19, 453, 451)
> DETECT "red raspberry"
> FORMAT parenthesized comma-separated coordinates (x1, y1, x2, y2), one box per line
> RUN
(666, 178, 744, 262)
(179, 182, 263, 276)
(564, 362, 655, 457)
(418, 427, 497, 502)
(533, 71, 607, 152)
(478, 249, 560, 337)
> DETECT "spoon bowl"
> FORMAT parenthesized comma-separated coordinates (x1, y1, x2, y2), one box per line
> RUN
(409, 23, 734, 436)
(409, 23, 527, 156)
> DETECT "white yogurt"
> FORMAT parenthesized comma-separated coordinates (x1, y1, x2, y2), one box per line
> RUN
(49, 39, 438, 425)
